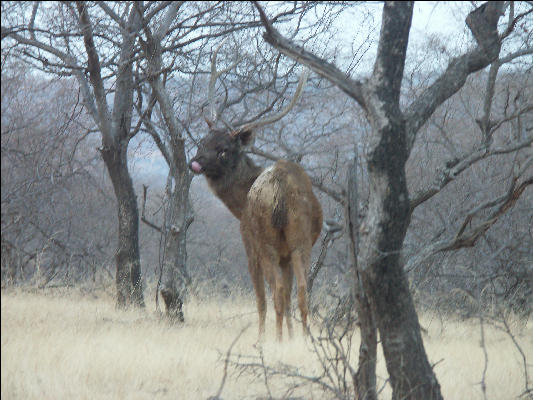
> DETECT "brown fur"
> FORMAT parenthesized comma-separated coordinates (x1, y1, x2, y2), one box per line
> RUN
(190, 129, 323, 341)
(270, 167, 288, 230)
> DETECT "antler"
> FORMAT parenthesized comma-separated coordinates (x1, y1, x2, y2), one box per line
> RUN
(232, 69, 309, 135)
(206, 37, 309, 134)
(207, 37, 240, 124)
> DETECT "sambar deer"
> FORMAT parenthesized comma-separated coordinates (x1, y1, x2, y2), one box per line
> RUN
(189, 47, 322, 341)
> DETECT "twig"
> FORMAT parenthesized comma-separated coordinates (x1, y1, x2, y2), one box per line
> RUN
(256, 343, 274, 399)
(209, 324, 250, 400)
(478, 315, 489, 400)
(141, 185, 163, 233)
(497, 310, 531, 395)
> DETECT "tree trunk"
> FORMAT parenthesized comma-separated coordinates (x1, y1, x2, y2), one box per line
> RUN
(160, 226, 188, 322)
(101, 144, 144, 309)
(158, 135, 194, 322)
(139, 13, 194, 321)
(160, 171, 193, 321)
(346, 155, 377, 400)
(360, 117, 442, 399)
(75, 1, 144, 308)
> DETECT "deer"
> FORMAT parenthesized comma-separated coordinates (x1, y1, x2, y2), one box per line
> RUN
(189, 44, 323, 342)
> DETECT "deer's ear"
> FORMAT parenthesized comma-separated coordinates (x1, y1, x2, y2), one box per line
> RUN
(232, 129, 255, 147)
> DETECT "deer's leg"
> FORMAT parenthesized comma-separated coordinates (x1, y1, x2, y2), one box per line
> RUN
(251, 264, 266, 341)
(292, 247, 311, 336)
(263, 253, 285, 341)
(273, 268, 286, 341)
(242, 232, 266, 341)
(280, 257, 294, 339)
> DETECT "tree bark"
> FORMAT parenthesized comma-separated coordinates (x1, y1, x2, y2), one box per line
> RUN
(1, 243, 17, 286)
(346, 155, 377, 400)
(159, 137, 194, 322)
(101, 144, 144, 308)
(160, 199, 192, 322)
(359, 117, 442, 399)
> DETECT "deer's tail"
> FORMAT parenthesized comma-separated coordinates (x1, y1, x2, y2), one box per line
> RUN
(271, 172, 288, 231)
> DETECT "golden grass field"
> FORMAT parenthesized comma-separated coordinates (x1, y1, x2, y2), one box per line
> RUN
(1, 288, 531, 400)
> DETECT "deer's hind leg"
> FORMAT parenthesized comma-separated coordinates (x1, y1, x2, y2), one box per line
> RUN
(280, 256, 294, 339)
(271, 260, 286, 341)
(291, 246, 312, 336)
(242, 232, 266, 341)
(251, 260, 266, 341)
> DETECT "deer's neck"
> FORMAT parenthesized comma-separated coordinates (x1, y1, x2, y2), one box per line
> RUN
(207, 155, 263, 220)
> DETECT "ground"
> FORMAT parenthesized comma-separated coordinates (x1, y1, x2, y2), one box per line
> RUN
(1, 288, 531, 399)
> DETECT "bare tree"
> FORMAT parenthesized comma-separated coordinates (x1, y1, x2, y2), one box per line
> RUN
(2, 2, 148, 307)
(254, 1, 532, 398)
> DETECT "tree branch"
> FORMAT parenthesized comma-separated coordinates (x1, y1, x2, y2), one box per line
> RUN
(76, 1, 112, 137)
(441, 176, 532, 252)
(153, 1, 184, 40)
(252, 1, 367, 111)
(405, 2, 505, 151)
(2, 27, 99, 122)
(110, 3, 143, 142)
(406, 167, 533, 272)
(410, 136, 533, 211)
(28, 2, 39, 41)
(371, 1, 413, 106)
(141, 185, 163, 233)
(96, 3, 126, 30)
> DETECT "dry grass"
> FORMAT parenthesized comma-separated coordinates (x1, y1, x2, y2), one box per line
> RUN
(1, 288, 531, 399)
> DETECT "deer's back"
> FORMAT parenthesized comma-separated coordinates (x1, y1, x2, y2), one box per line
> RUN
(242, 160, 322, 257)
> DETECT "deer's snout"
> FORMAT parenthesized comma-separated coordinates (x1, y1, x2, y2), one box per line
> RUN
(189, 158, 203, 174)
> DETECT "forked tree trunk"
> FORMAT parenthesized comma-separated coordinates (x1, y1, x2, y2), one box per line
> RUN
(101, 144, 144, 308)
(354, 3, 442, 397)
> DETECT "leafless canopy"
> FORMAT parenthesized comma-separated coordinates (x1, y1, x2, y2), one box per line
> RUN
(204, 38, 309, 136)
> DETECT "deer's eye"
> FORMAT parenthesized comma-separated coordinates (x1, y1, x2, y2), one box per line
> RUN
(218, 149, 228, 159)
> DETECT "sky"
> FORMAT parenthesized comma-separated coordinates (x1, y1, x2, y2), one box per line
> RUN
(323, 1, 471, 73)
(411, 2, 465, 37)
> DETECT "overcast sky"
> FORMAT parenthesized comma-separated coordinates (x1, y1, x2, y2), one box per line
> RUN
(411, 1, 465, 36)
